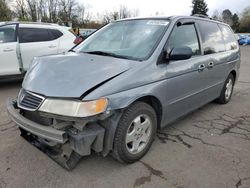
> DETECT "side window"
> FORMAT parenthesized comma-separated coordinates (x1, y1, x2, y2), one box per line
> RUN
(198, 21, 225, 55)
(19, 28, 51, 43)
(219, 25, 237, 51)
(0, 25, 17, 43)
(167, 24, 201, 56)
(48, 29, 63, 40)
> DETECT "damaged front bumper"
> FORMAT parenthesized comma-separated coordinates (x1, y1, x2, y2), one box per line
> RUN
(7, 100, 67, 143)
(6, 99, 106, 170)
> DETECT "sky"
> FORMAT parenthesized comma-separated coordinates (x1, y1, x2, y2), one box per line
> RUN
(81, 0, 250, 19)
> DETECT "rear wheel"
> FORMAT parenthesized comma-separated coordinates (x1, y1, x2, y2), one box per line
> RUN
(216, 73, 235, 104)
(112, 102, 157, 163)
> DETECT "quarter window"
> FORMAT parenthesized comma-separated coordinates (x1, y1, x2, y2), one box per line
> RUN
(219, 25, 237, 51)
(198, 21, 225, 55)
(0, 25, 16, 43)
(19, 28, 51, 43)
(167, 24, 201, 56)
(48, 29, 63, 40)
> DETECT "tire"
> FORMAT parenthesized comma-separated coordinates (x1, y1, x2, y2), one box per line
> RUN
(216, 73, 235, 104)
(112, 102, 157, 163)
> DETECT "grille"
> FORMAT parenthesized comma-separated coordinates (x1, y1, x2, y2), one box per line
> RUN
(18, 89, 45, 111)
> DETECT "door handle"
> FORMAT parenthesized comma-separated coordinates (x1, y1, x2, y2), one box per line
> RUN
(48, 45, 56, 48)
(198, 64, 206, 72)
(207, 62, 214, 69)
(3, 48, 14, 52)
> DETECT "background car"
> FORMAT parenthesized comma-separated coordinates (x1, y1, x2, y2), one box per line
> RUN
(238, 34, 250, 45)
(73, 29, 97, 45)
(0, 22, 77, 78)
(80, 29, 97, 38)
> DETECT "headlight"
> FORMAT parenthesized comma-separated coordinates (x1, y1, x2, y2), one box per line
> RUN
(39, 98, 108, 117)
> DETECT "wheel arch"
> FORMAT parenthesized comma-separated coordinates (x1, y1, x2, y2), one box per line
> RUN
(130, 95, 163, 129)
(230, 70, 237, 82)
(101, 94, 163, 156)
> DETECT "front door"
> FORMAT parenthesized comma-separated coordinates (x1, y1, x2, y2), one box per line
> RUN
(0, 24, 20, 76)
(160, 20, 210, 125)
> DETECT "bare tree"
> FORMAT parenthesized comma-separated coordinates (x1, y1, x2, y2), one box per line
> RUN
(84, 11, 92, 24)
(26, 0, 38, 21)
(48, 0, 58, 22)
(58, 0, 77, 25)
(131, 9, 139, 17)
(103, 11, 112, 23)
(119, 5, 130, 19)
(15, 0, 28, 20)
(37, 0, 48, 21)
(77, 4, 85, 23)
(103, 11, 119, 23)
(211, 10, 222, 20)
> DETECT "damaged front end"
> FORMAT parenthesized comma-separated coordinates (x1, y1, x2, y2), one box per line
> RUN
(7, 97, 121, 170)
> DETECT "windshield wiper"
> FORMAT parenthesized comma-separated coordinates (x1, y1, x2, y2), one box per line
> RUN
(68, 49, 75, 52)
(84, 51, 130, 60)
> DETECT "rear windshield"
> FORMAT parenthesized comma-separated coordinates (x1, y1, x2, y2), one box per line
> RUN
(77, 19, 169, 60)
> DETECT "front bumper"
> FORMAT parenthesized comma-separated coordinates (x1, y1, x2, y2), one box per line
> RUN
(7, 99, 106, 169)
(7, 99, 67, 143)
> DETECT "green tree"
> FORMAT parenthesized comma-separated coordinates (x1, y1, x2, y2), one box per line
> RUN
(191, 0, 208, 16)
(239, 6, 250, 33)
(0, 0, 12, 21)
(231, 13, 240, 32)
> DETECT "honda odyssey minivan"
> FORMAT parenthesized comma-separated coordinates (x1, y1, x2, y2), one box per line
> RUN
(7, 16, 240, 169)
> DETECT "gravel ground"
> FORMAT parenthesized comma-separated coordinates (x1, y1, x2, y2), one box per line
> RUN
(0, 47, 250, 188)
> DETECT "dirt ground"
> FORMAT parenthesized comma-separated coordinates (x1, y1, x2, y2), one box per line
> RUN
(0, 47, 250, 188)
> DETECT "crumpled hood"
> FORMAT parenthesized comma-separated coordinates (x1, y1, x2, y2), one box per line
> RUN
(23, 52, 134, 98)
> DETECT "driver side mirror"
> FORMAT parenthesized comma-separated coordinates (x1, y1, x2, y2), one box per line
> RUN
(168, 46, 193, 61)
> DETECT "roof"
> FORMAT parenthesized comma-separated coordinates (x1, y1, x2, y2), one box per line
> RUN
(0, 21, 60, 26)
(114, 15, 227, 26)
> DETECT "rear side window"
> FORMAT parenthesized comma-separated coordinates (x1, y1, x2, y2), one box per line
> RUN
(167, 24, 201, 56)
(19, 28, 51, 43)
(198, 21, 225, 55)
(219, 25, 237, 51)
(0, 25, 17, 43)
(48, 29, 63, 40)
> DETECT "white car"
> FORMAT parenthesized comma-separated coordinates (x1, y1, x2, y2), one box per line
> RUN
(0, 22, 76, 79)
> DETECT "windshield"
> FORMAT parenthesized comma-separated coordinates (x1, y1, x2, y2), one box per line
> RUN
(77, 19, 169, 60)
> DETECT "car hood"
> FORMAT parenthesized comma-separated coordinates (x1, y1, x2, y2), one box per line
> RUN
(23, 52, 135, 98)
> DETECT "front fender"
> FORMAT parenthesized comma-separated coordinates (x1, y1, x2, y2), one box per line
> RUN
(105, 81, 165, 111)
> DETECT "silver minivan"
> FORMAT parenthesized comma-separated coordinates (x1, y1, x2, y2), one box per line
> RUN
(7, 16, 240, 169)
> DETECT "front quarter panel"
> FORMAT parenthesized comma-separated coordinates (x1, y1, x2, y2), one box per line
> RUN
(102, 80, 168, 126)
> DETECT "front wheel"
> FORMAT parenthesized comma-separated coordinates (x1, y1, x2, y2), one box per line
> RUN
(216, 73, 235, 104)
(112, 102, 157, 163)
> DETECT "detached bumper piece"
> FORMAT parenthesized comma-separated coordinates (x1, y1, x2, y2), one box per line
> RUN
(7, 99, 105, 170)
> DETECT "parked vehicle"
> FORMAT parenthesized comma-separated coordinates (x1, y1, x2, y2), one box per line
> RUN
(238, 34, 250, 45)
(80, 28, 96, 38)
(7, 16, 240, 170)
(73, 29, 97, 45)
(0, 22, 76, 79)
